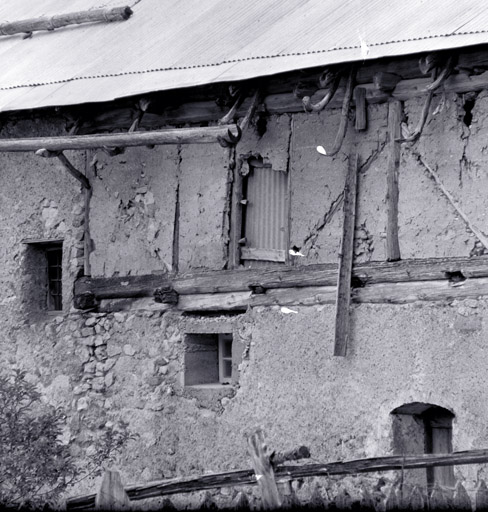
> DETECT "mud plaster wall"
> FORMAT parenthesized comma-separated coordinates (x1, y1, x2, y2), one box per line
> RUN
(2, 91, 488, 504)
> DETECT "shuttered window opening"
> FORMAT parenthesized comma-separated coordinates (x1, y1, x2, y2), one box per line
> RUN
(240, 162, 288, 267)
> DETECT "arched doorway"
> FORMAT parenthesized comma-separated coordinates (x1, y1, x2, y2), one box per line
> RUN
(391, 402, 454, 489)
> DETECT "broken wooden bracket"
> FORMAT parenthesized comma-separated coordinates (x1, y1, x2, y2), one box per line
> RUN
(0, 6, 132, 37)
(373, 71, 402, 93)
(397, 54, 454, 143)
(239, 89, 262, 132)
(414, 153, 488, 250)
(154, 287, 179, 305)
(35, 149, 90, 190)
(302, 68, 342, 112)
(218, 90, 244, 125)
(270, 446, 311, 466)
(103, 98, 151, 155)
(334, 153, 359, 357)
(317, 65, 356, 157)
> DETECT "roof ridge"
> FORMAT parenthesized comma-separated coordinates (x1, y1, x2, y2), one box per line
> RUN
(1, 28, 488, 92)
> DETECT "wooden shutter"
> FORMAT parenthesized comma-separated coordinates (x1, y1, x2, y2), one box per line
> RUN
(241, 165, 287, 266)
(425, 415, 454, 488)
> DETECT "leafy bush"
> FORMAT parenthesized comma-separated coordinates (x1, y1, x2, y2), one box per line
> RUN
(0, 369, 131, 509)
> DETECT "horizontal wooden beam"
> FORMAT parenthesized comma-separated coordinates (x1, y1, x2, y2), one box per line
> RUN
(0, 125, 240, 152)
(79, 68, 488, 132)
(74, 257, 488, 306)
(0, 6, 132, 36)
(177, 276, 488, 311)
(67, 448, 488, 509)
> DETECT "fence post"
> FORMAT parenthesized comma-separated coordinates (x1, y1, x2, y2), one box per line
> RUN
(247, 429, 282, 509)
(453, 480, 472, 510)
(94, 469, 131, 510)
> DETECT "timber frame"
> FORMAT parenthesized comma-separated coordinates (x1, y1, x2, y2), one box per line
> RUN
(4, 44, 488, 353)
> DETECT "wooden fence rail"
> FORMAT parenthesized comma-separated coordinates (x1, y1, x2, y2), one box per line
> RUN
(67, 444, 488, 510)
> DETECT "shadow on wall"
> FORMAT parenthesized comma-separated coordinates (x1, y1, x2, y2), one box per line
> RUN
(391, 402, 454, 490)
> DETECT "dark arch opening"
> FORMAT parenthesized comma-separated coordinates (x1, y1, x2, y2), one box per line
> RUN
(391, 403, 454, 490)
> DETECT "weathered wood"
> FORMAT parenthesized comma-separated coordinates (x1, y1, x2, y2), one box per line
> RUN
(374, 71, 402, 92)
(416, 154, 488, 250)
(174, 257, 488, 293)
(0, 6, 132, 36)
(386, 100, 402, 261)
(452, 481, 472, 510)
(154, 287, 178, 305)
(94, 469, 130, 510)
(67, 449, 488, 510)
(334, 154, 358, 357)
(247, 430, 282, 510)
(240, 247, 286, 262)
(429, 483, 450, 510)
(74, 257, 488, 307)
(0, 125, 241, 152)
(354, 87, 367, 131)
(476, 479, 488, 511)
(408, 485, 426, 511)
(36, 149, 91, 190)
(75, 274, 171, 300)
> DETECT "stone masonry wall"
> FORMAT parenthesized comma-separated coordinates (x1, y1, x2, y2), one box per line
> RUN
(1, 90, 488, 504)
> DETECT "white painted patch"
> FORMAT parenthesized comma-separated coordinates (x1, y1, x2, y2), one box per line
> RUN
(280, 307, 298, 315)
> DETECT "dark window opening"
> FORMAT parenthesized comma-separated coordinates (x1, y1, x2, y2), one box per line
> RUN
(391, 402, 454, 490)
(184, 333, 234, 386)
(22, 240, 63, 312)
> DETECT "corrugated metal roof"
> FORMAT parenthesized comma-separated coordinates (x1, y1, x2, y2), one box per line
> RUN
(1, 0, 488, 112)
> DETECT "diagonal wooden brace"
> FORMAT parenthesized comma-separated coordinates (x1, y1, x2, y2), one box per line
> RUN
(36, 149, 90, 190)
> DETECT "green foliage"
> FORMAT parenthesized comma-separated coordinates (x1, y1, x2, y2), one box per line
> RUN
(0, 370, 132, 508)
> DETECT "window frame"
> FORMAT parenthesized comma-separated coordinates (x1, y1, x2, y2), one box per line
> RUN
(230, 156, 290, 268)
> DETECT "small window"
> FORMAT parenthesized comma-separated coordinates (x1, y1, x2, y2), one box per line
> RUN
(391, 403, 454, 489)
(23, 239, 63, 312)
(184, 333, 233, 387)
(236, 157, 288, 267)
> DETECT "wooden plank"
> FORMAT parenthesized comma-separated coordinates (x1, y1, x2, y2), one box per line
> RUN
(334, 154, 359, 357)
(354, 87, 367, 131)
(0, 6, 132, 36)
(74, 256, 488, 303)
(240, 247, 286, 262)
(67, 449, 488, 510)
(175, 276, 488, 312)
(75, 274, 171, 300)
(94, 469, 130, 510)
(247, 430, 282, 510)
(386, 100, 402, 261)
(0, 125, 240, 152)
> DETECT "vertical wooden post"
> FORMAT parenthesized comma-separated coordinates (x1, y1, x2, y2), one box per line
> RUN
(95, 469, 130, 510)
(247, 430, 282, 510)
(354, 87, 367, 131)
(334, 153, 359, 357)
(386, 100, 402, 261)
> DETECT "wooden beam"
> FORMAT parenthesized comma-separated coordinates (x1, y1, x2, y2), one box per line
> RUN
(354, 87, 367, 131)
(373, 71, 402, 92)
(334, 154, 359, 357)
(386, 100, 402, 261)
(78, 70, 488, 132)
(0, 125, 241, 152)
(66, 449, 488, 510)
(0, 7, 132, 37)
(176, 276, 488, 312)
(74, 256, 488, 303)
(416, 154, 488, 250)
